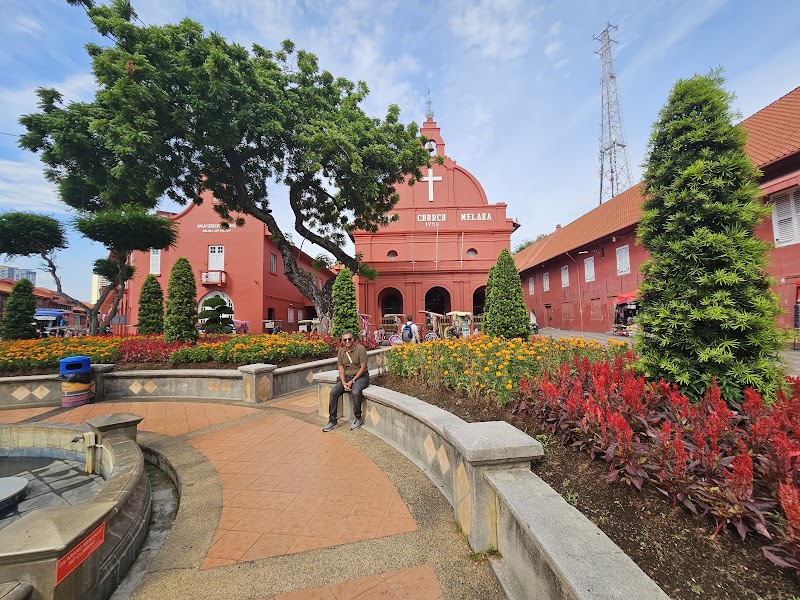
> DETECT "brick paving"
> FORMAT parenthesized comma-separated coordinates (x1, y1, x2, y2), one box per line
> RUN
(0, 407, 55, 423)
(3, 394, 454, 598)
(270, 389, 319, 414)
(266, 564, 444, 600)
(43, 401, 260, 435)
(190, 413, 416, 567)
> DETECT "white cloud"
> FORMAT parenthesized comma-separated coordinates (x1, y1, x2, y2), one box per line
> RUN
(548, 21, 561, 37)
(15, 15, 43, 38)
(0, 159, 66, 214)
(449, 0, 538, 60)
(545, 42, 560, 58)
(553, 58, 568, 70)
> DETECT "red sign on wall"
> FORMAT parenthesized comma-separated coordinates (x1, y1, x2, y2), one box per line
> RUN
(55, 522, 106, 585)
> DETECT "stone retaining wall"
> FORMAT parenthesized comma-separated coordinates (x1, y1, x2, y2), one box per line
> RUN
(0, 422, 150, 600)
(313, 372, 669, 600)
(0, 349, 389, 408)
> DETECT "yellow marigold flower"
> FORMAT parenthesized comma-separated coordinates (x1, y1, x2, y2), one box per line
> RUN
(506, 383, 513, 389)
(484, 366, 490, 372)
(444, 370, 449, 375)
(496, 371, 502, 377)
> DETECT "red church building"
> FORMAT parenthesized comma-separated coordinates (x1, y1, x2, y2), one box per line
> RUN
(117, 194, 333, 334)
(516, 85, 800, 334)
(354, 110, 518, 325)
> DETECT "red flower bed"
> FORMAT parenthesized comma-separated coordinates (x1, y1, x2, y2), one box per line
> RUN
(513, 353, 800, 573)
(117, 336, 192, 363)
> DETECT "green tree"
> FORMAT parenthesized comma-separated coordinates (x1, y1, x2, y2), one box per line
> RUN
(331, 267, 359, 340)
(164, 257, 198, 344)
(198, 296, 234, 334)
(0, 279, 37, 341)
(635, 71, 783, 402)
(18, 74, 180, 334)
(31, 1, 429, 333)
(482, 249, 531, 339)
(137, 274, 164, 335)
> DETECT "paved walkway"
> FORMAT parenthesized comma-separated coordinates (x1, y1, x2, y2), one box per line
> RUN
(539, 327, 800, 377)
(0, 392, 504, 600)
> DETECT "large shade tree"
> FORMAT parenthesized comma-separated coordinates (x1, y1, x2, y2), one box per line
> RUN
(39, 0, 430, 333)
(18, 44, 181, 334)
(635, 71, 783, 402)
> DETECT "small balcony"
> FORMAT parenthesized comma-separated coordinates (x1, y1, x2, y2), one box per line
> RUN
(201, 270, 227, 286)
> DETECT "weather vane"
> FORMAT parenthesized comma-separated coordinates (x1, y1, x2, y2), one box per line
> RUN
(425, 89, 434, 120)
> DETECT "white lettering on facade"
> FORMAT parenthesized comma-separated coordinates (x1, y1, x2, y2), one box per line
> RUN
(416, 214, 446, 222)
(459, 213, 493, 221)
(196, 223, 237, 233)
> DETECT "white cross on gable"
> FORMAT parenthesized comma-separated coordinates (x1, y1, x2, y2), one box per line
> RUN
(420, 167, 442, 202)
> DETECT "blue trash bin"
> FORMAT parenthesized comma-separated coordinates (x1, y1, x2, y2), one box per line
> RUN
(59, 356, 93, 408)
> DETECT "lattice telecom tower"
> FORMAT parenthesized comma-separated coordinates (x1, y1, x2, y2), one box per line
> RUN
(594, 23, 633, 204)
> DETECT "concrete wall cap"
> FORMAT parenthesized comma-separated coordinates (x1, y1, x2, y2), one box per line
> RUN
(444, 421, 543, 464)
(362, 385, 465, 437)
(106, 369, 240, 378)
(485, 469, 670, 599)
(237, 363, 277, 374)
(86, 413, 144, 432)
(0, 374, 60, 384)
(90, 363, 116, 373)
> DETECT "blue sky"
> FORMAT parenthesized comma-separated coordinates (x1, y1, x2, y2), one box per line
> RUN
(2, 0, 800, 300)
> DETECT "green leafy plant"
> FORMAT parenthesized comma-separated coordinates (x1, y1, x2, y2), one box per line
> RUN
(635, 70, 784, 402)
(137, 274, 164, 335)
(198, 296, 233, 334)
(164, 257, 197, 344)
(0, 278, 37, 340)
(482, 249, 531, 339)
(331, 267, 360, 339)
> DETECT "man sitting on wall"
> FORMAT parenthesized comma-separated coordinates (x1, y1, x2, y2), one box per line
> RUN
(323, 331, 369, 432)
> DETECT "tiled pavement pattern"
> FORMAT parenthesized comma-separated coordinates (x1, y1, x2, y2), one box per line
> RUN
(0, 407, 56, 423)
(266, 564, 444, 600)
(43, 401, 260, 435)
(270, 388, 319, 414)
(0, 457, 104, 530)
(190, 413, 417, 568)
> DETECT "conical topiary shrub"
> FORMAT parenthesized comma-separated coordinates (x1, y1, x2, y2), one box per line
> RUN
(164, 257, 198, 344)
(331, 267, 360, 340)
(482, 249, 531, 339)
(0, 278, 37, 340)
(137, 274, 164, 335)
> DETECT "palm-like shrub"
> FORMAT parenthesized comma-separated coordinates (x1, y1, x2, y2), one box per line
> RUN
(482, 248, 531, 339)
(198, 296, 234, 333)
(331, 267, 360, 339)
(137, 274, 164, 335)
(635, 71, 783, 401)
(0, 279, 37, 340)
(164, 257, 198, 344)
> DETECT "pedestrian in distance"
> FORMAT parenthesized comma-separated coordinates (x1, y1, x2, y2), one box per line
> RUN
(401, 315, 420, 344)
(323, 331, 369, 432)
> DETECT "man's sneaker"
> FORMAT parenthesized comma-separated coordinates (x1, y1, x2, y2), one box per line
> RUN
(322, 421, 339, 432)
(350, 417, 363, 431)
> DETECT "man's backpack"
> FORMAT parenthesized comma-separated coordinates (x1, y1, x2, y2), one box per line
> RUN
(401, 323, 414, 342)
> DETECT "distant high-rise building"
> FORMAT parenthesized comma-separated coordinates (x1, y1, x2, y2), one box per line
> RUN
(0, 265, 35, 285)
(13, 269, 37, 285)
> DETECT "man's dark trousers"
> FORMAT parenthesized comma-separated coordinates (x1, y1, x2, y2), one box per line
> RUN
(328, 374, 369, 422)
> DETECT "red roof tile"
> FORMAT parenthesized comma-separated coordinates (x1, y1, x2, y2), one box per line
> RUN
(515, 86, 800, 270)
(516, 183, 645, 270)
(741, 85, 800, 168)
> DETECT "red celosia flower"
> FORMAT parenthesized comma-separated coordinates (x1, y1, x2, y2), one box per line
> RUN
(726, 443, 754, 501)
(778, 480, 800, 540)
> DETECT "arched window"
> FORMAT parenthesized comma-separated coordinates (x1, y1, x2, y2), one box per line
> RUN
(387, 250, 398, 260)
(466, 248, 478, 258)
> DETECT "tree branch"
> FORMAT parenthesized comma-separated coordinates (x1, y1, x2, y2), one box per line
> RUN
(288, 180, 359, 272)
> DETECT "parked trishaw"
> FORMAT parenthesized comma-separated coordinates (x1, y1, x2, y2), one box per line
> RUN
(445, 311, 472, 339)
(419, 310, 446, 341)
(377, 313, 405, 345)
(357, 313, 371, 340)
(262, 319, 284, 334)
(34, 309, 86, 337)
(298, 319, 320, 333)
